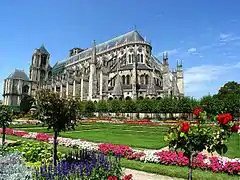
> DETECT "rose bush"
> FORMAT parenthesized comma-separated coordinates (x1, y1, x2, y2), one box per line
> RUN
(164, 107, 239, 179)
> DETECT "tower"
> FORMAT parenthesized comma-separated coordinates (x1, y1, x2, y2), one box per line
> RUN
(29, 44, 50, 84)
(176, 60, 184, 96)
(162, 52, 170, 95)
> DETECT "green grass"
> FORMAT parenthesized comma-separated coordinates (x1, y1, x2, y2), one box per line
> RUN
(1, 134, 239, 180)
(12, 122, 240, 157)
(14, 123, 168, 149)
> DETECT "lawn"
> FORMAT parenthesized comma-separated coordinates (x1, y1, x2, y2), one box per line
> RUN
(12, 122, 240, 157)
(13, 123, 168, 149)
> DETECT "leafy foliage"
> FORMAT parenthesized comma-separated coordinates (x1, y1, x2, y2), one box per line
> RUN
(20, 95, 34, 114)
(6, 141, 65, 166)
(0, 152, 32, 180)
(35, 89, 78, 165)
(164, 108, 236, 180)
(36, 90, 78, 132)
(0, 105, 13, 146)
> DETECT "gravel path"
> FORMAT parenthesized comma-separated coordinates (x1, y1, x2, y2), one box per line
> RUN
(123, 168, 184, 180)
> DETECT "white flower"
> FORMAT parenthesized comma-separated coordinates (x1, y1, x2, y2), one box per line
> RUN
(203, 158, 211, 165)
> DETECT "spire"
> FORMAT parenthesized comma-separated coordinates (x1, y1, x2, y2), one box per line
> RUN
(163, 52, 168, 65)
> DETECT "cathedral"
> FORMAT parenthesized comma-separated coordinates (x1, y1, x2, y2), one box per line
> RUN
(2, 30, 184, 106)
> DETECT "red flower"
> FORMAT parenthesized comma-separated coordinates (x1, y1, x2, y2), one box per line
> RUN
(108, 176, 118, 180)
(193, 107, 203, 116)
(180, 122, 190, 133)
(231, 124, 239, 133)
(122, 174, 133, 180)
(217, 113, 232, 125)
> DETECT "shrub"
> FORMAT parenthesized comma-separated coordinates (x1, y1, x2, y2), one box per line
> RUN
(6, 141, 65, 165)
(0, 152, 32, 180)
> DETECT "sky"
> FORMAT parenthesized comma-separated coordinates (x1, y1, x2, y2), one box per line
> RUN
(0, 0, 240, 99)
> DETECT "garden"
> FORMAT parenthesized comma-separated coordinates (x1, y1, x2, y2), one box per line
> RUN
(0, 81, 240, 180)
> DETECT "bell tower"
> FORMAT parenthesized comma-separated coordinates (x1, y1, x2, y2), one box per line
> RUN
(30, 44, 50, 83)
(29, 44, 50, 95)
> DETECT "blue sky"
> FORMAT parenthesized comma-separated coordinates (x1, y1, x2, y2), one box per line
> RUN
(1, 0, 240, 99)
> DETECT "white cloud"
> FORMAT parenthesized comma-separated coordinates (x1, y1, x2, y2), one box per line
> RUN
(220, 33, 232, 40)
(184, 62, 240, 94)
(156, 48, 179, 58)
(219, 33, 240, 42)
(187, 48, 197, 53)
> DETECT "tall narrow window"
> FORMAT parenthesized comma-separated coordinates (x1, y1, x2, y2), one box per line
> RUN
(141, 54, 143, 63)
(126, 75, 130, 84)
(145, 75, 149, 85)
(140, 75, 144, 84)
(122, 75, 125, 84)
(128, 54, 131, 63)
(137, 54, 140, 62)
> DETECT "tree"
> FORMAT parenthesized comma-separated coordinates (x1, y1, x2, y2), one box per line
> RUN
(35, 90, 78, 166)
(217, 81, 240, 99)
(20, 95, 34, 114)
(96, 100, 108, 115)
(216, 81, 240, 118)
(83, 101, 96, 117)
(0, 105, 13, 147)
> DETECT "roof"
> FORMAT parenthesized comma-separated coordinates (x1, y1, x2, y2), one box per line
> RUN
(7, 69, 29, 81)
(39, 44, 50, 55)
(51, 30, 146, 75)
(51, 61, 67, 76)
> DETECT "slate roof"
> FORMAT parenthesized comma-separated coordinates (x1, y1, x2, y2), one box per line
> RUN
(51, 30, 146, 76)
(39, 44, 50, 55)
(7, 69, 29, 81)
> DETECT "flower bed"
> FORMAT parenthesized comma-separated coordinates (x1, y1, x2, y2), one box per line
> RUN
(11, 120, 42, 125)
(1, 128, 240, 175)
(124, 119, 159, 125)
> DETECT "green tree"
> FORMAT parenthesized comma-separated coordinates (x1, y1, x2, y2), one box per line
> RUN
(217, 81, 240, 98)
(83, 101, 96, 117)
(35, 90, 78, 166)
(216, 81, 240, 118)
(122, 100, 137, 113)
(0, 105, 13, 147)
(108, 100, 122, 115)
(96, 100, 108, 115)
(20, 95, 34, 114)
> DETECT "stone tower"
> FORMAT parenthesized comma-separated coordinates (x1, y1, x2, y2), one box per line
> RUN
(176, 60, 184, 96)
(162, 52, 171, 96)
(29, 44, 50, 95)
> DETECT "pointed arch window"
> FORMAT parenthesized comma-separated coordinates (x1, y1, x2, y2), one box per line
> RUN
(126, 75, 130, 85)
(128, 54, 132, 63)
(145, 75, 149, 85)
(137, 54, 140, 62)
(140, 75, 144, 84)
(122, 75, 125, 84)
(141, 54, 143, 63)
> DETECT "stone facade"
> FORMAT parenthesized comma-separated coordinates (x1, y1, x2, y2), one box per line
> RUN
(2, 30, 184, 106)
